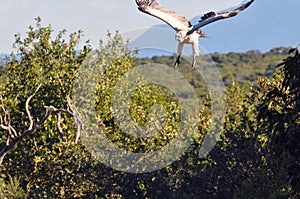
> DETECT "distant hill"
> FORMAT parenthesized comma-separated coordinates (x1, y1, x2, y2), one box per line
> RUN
(0, 53, 8, 59)
(0, 54, 10, 66)
(135, 46, 291, 98)
(0, 46, 292, 93)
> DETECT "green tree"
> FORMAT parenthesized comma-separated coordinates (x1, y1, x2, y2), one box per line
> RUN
(1, 17, 299, 198)
(0, 18, 94, 198)
(258, 48, 300, 197)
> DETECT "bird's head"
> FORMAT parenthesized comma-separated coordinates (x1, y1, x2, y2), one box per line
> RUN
(197, 30, 207, 38)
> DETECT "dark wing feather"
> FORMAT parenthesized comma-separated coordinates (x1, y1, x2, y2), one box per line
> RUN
(187, 0, 254, 35)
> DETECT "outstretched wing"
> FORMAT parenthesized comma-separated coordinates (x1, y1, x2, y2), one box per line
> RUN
(135, 0, 191, 31)
(187, 0, 254, 35)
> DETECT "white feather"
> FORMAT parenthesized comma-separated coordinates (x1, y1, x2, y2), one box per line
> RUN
(135, 0, 254, 68)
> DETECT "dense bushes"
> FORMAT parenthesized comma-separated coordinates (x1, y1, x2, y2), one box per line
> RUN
(0, 19, 299, 198)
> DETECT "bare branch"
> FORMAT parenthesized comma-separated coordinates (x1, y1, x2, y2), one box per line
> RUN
(56, 111, 64, 138)
(0, 87, 86, 164)
(0, 84, 50, 164)
(6, 135, 10, 146)
(66, 96, 84, 144)
(74, 117, 82, 144)
(25, 84, 42, 130)
(0, 95, 17, 140)
(10, 125, 17, 138)
(0, 108, 52, 164)
(0, 94, 8, 125)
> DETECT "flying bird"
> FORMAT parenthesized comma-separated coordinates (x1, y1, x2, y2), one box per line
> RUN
(135, 0, 255, 69)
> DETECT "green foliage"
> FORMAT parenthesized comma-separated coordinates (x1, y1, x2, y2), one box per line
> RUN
(0, 175, 31, 199)
(1, 17, 299, 198)
(94, 53, 181, 154)
(0, 18, 93, 198)
(257, 48, 300, 196)
(135, 48, 297, 197)
(137, 47, 288, 87)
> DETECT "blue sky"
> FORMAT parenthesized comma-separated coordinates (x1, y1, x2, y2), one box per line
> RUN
(0, 0, 299, 54)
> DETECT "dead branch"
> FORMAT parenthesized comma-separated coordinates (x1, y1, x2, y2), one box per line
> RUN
(66, 96, 84, 144)
(0, 85, 85, 164)
(25, 84, 42, 130)
(0, 106, 52, 164)
(56, 111, 64, 138)
(0, 94, 17, 141)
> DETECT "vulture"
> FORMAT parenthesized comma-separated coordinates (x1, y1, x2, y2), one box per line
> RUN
(135, 0, 254, 69)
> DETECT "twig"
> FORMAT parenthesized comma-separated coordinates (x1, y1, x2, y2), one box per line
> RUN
(0, 95, 17, 139)
(0, 108, 52, 164)
(0, 86, 86, 164)
(25, 84, 42, 130)
(56, 112, 64, 138)
(67, 96, 83, 144)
